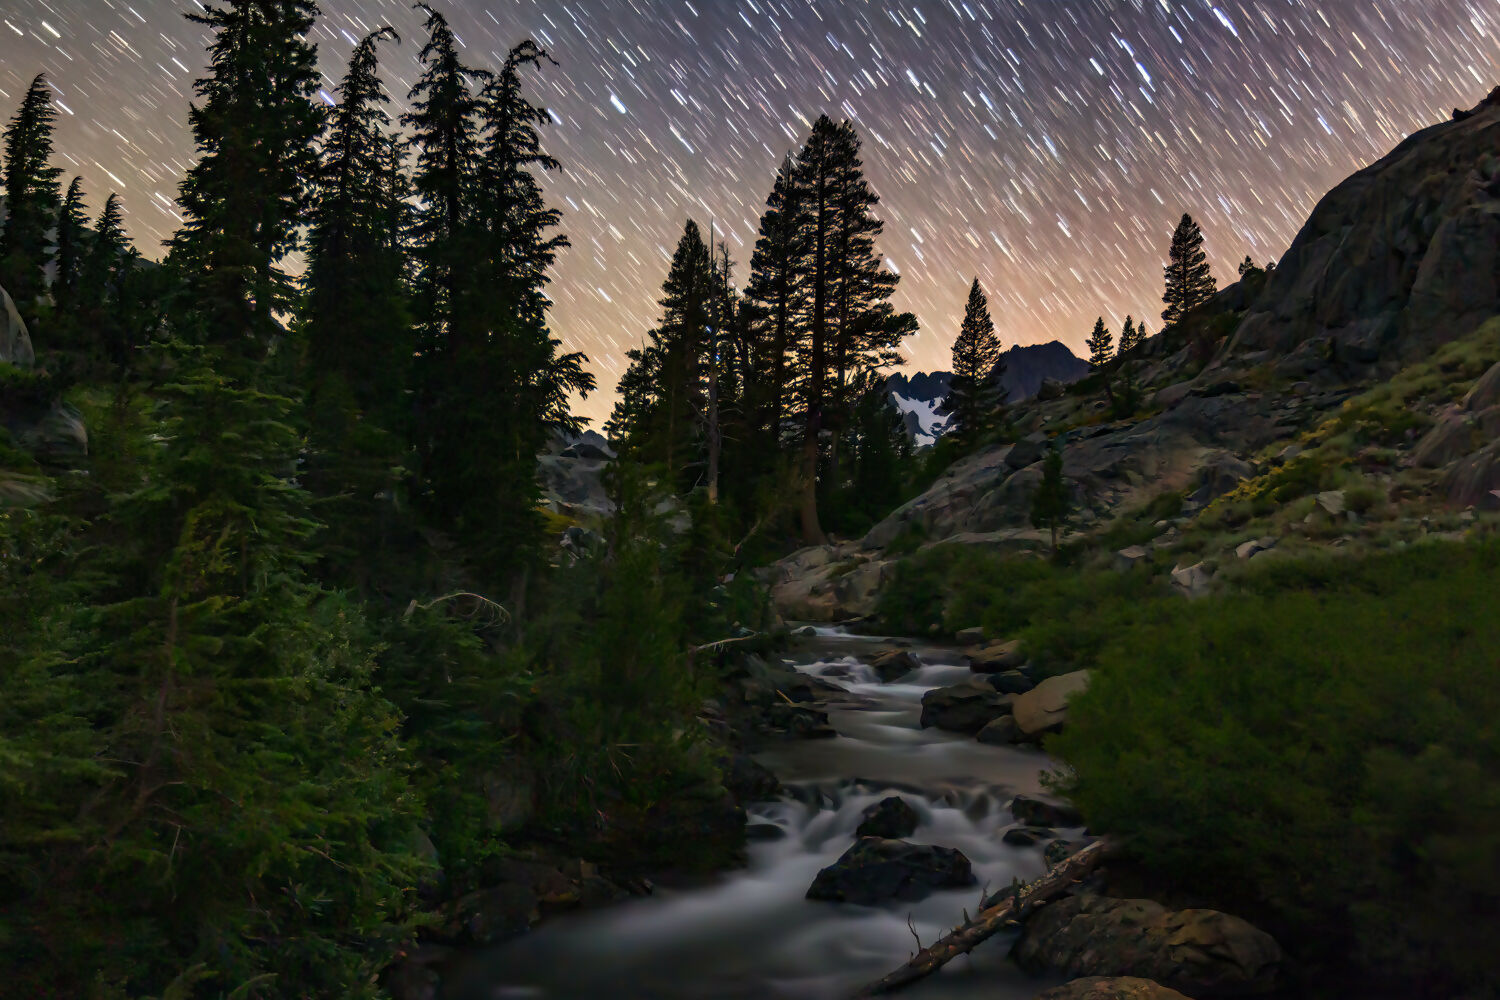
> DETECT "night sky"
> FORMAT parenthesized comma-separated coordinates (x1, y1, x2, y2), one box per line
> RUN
(2, 1, 1497, 422)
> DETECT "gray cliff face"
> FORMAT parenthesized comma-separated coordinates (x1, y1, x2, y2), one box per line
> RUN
(768, 90, 1500, 622)
(1, 284, 35, 368)
(1233, 91, 1500, 362)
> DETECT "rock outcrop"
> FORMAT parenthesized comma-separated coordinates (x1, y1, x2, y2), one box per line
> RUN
(1011, 670, 1090, 737)
(1015, 895, 1282, 997)
(806, 838, 975, 905)
(0, 284, 33, 366)
(1032, 977, 1195, 1000)
(1231, 94, 1500, 362)
(855, 796, 920, 839)
(919, 676, 1013, 733)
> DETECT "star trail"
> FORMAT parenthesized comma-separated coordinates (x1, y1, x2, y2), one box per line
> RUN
(2, 0, 1497, 421)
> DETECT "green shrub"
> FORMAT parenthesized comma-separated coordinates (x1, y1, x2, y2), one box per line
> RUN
(1050, 541, 1500, 994)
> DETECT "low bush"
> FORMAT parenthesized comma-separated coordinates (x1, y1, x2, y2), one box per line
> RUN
(1050, 540, 1500, 995)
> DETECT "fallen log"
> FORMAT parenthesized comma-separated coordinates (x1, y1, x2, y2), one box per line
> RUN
(852, 836, 1117, 997)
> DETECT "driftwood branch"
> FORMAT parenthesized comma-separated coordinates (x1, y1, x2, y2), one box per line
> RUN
(403, 591, 511, 626)
(852, 837, 1116, 997)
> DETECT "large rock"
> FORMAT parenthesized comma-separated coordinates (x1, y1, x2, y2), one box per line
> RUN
(0, 283, 33, 367)
(976, 715, 1023, 745)
(1007, 432, 1051, 469)
(537, 447, 613, 519)
(1169, 561, 1213, 599)
(1016, 896, 1282, 996)
(864, 647, 919, 682)
(1462, 359, 1500, 410)
(1192, 452, 1254, 503)
(855, 796, 920, 839)
(836, 558, 890, 618)
(1412, 407, 1478, 468)
(1444, 440, 1500, 510)
(722, 754, 781, 804)
(1011, 793, 1084, 828)
(14, 401, 88, 463)
(1011, 670, 1090, 736)
(920, 676, 1014, 734)
(806, 838, 975, 905)
(1032, 977, 1195, 1000)
(967, 638, 1026, 672)
(1230, 96, 1500, 363)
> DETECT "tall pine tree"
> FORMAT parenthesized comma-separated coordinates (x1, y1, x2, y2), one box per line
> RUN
(304, 26, 410, 416)
(740, 155, 809, 479)
(1086, 317, 1114, 368)
(789, 116, 914, 543)
(53, 176, 88, 313)
(405, 15, 593, 571)
(0, 74, 62, 315)
(1161, 213, 1216, 326)
(610, 220, 716, 486)
(1118, 314, 1143, 354)
(404, 3, 486, 363)
(168, 0, 324, 356)
(943, 277, 1003, 443)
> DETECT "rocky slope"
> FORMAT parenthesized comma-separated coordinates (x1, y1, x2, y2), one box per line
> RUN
(769, 88, 1500, 622)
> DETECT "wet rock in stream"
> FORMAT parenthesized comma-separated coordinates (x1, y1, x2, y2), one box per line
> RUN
(854, 795, 920, 839)
(806, 837, 977, 905)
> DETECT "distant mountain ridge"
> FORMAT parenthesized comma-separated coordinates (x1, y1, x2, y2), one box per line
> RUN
(886, 340, 1089, 444)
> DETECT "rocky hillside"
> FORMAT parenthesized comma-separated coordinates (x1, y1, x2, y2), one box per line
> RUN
(770, 88, 1500, 622)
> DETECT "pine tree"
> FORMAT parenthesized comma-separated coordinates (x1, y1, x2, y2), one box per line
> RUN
(611, 220, 715, 484)
(1161, 213, 1217, 326)
(82, 193, 129, 306)
(304, 26, 410, 416)
(944, 277, 1003, 443)
(168, 0, 324, 355)
(742, 156, 808, 453)
(821, 120, 916, 506)
(84, 194, 137, 365)
(789, 116, 914, 544)
(1030, 443, 1069, 556)
(1086, 317, 1114, 368)
(1118, 315, 1144, 355)
(53, 176, 88, 311)
(0, 73, 62, 314)
(404, 3, 487, 363)
(406, 18, 594, 569)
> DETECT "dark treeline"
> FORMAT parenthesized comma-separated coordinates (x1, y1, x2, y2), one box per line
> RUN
(607, 115, 919, 548)
(0, 4, 760, 997)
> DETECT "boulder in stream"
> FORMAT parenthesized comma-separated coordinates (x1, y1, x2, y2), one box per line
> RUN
(1011, 794, 1083, 828)
(1002, 825, 1055, 847)
(1032, 977, 1195, 1000)
(1011, 669, 1090, 736)
(919, 676, 1014, 734)
(1015, 895, 1282, 996)
(806, 838, 975, 905)
(863, 647, 920, 682)
(855, 796, 920, 839)
(967, 638, 1026, 672)
(977, 715, 1023, 745)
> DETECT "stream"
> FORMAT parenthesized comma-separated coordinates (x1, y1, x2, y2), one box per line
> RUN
(443, 630, 1074, 1000)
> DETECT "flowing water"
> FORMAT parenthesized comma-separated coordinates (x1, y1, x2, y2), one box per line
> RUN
(444, 631, 1073, 1000)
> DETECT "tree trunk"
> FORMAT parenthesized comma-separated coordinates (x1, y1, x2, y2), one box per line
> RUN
(799, 418, 826, 545)
(852, 838, 1116, 997)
